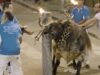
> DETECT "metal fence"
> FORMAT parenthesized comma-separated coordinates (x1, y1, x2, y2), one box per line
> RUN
(42, 33, 52, 75)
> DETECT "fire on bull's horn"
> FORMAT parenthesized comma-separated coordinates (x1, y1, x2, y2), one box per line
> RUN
(34, 7, 52, 42)
(38, 7, 52, 27)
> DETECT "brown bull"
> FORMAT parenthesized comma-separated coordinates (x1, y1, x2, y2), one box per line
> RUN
(43, 20, 91, 75)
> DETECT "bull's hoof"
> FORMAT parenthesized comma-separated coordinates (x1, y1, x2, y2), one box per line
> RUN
(98, 65, 100, 69)
(53, 72, 56, 75)
(68, 63, 77, 69)
(75, 73, 80, 75)
(85, 64, 90, 69)
(53, 70, 56, 75)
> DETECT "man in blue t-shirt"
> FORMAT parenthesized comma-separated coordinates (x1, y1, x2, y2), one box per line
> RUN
(71, 0, 90, 69)
(2, 2, 33, 75)
(71, 0, 90, 24)
(2, 2, 26, 75)
(0, 11, 23, 75)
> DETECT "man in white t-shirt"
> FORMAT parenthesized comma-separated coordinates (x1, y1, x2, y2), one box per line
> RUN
(79, 3, 100, 68)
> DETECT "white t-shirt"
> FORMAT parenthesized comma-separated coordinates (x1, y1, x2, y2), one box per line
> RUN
(94, 12, 100, 28)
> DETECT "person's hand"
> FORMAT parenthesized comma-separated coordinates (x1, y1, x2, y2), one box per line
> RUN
(79, 24, 88, 30)
(78, 24, 85, 29)
(21, 25, 27, 29)
(28, 31, 34, 35)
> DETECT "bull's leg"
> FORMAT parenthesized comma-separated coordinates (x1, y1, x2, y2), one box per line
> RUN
(68, 60, 77, 69)
(52, 55, 55, 67)
(53, 59, 60, 75)
(75, 61, 82, 75)
(73, 60, 77, 69)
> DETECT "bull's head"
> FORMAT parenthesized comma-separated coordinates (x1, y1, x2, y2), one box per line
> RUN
(36, 7, 83, 42)
(43, 20, 72, 40)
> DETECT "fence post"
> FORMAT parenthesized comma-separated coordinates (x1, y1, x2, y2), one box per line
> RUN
(42, 33, 52, 75)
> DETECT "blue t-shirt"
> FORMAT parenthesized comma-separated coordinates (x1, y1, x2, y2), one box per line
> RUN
(13, 17, 22, 33)
(71, 6, 90, 24)
(0, 20, 21, 55)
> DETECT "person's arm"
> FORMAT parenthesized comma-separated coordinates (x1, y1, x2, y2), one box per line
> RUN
(21, 26, 34, 35)
(79, 19, 87, 24)
(80, 17, 97, 29)
(69, 19, 79, 26)
(22, 28, 34, 35)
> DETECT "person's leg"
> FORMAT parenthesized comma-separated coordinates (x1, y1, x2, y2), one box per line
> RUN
(3, 62, 11, 75)
(0, 55, 9, 75)
(82, 50, 90, 69)
(10, 55, 23, 75)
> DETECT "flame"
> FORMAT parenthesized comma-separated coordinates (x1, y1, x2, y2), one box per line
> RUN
(39, 8, 45, 14)
(71, 0, 78, 5)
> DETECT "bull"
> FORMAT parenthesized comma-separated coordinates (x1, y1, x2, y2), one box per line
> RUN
(43, 20, 91, 75)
